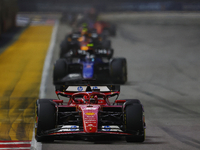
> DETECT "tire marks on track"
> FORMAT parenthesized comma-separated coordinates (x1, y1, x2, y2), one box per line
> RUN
(118, 25, 140, 43)
(172, 62, 198, 81)
(135, 88, 199, 116)
(159, 126, 200, 149)
(128, 81, 186, 96)
(149, 83, 186, 96)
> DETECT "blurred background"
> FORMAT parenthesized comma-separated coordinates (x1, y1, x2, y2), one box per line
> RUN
(1, 0, 200, 36)
(1, 0, 200, 35)
(17, 0, 200, 12)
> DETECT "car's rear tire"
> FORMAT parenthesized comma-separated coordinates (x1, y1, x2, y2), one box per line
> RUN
(107, 49, 114, 59)
(125, 99, 141, 104)
(109, 24, 116, 36)
(124, 102, 145, 142)
(53, 59, 67, 83)
(60, 40, 69, 58)
(35, 99, 56, 142)
(110, 58, 127, 84)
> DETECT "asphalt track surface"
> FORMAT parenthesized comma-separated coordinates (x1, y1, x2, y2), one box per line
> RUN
(41, 12, 200, 150)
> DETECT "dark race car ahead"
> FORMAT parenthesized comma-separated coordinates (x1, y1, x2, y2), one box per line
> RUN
(53, 49, 127, 85)
(60, 30, 111, 58)
(35, 84, 146, 142)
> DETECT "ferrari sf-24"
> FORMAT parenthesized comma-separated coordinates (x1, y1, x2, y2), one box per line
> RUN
(35, 84, 146, 142)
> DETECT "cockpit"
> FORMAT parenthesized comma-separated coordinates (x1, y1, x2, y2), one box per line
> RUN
(71, 92, 107, 105)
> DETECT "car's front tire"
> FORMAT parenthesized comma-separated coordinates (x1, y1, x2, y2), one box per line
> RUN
(35, 99, 56, 142)
(124, 101, 145, 142)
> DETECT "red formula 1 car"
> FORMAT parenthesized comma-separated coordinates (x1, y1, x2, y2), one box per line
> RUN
(35, 84, 145, 142)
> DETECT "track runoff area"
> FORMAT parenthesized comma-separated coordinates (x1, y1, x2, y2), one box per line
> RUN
(0, 18, 57, 149)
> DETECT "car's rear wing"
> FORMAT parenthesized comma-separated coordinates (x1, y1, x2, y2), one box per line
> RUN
(53, 78, 114, 86)
(57, 48, 113, 61)
(55, 84, 120, 98)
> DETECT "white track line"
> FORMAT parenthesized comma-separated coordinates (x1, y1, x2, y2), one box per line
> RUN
(39, 20, 59, 99)
(31, 20, 59, 150)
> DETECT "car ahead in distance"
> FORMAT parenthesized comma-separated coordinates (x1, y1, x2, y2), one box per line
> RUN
(72, 7, 117, 37)
(60, 30, 111, 58)
(94, 21, 116, 36)
(53, 49, 127, 85)
(35, 84, 146, 142)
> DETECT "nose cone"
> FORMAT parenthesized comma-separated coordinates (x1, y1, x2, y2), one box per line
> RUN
(79, 105, 100, 133)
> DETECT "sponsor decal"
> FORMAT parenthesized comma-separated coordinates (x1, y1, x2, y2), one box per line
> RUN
(58, 125, 80, 132)
(66, 86, 110, 92)
(77, 86, 83, 91)
(70, 125, 78, 131)
(87, 43, 94, 47)
(68, 74, 80, 78)
(102, 125, 123, 132)
(81, 46, 89, 51)
(92, 86, 98, 89)
(91, 86, 110, 91)
(88, 124, 93, 127)
(85, 112, 95, 115)
(87, 64, 91, 68)
(103, 125, 111, 131)
(84, 107, 97, 110)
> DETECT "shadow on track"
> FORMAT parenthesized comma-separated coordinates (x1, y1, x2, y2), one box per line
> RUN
(0, 27, 26, 53)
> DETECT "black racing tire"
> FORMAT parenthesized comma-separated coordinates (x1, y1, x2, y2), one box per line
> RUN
(35, 99, 56, 142)
(124, 103, 145, 142)
(116, 99, 140, 106)
(109, 24, 116, 36)
(60, 40, 69, 58)
(124, 99, 141, 104)
(108, 49, 114, 59)
(60, 47, 67, 58)
(102, 29, 109, 37)
(110, 58, 127, 84)
(53, 59, 67, 83)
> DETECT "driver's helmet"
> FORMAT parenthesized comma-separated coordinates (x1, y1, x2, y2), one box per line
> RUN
(83, 95, 89, 103)
(90, 95, 98, 104)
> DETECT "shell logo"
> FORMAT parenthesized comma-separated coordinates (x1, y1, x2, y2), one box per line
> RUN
(85, 112, 95, 115)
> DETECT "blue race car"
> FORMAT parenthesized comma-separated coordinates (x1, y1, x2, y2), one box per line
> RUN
(53, 49, 127, 84)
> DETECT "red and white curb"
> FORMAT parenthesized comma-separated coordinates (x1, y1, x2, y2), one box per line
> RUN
(0, 141, 31, 150)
